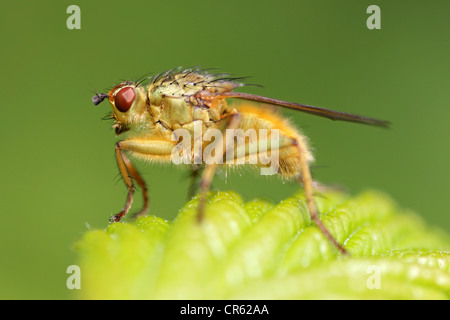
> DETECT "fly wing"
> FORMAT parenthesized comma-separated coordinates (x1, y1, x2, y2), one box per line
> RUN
(207, 92, 390, 128)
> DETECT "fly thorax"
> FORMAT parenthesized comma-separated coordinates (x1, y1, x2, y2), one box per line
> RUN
(151, 95, 194, 131)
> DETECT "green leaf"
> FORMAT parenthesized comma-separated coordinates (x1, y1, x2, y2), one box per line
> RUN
(74, 190, 450, 299)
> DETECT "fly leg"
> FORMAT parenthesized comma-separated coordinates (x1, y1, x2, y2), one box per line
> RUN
(294, 137, 349, 255)
(187, 165, 203, 201)
(111, 141, 137, 222)
(123, 154, 149, 220)
(111, 138, 177, 222)
(197, 112, 242, 222)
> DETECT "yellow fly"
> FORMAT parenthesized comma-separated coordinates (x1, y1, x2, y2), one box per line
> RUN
(93, 67, 389, 254)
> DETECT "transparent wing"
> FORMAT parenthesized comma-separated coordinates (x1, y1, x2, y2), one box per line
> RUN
(207, 92, 390, 128)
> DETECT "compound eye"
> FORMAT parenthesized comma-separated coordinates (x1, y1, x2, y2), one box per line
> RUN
(114, 87, 135, 112)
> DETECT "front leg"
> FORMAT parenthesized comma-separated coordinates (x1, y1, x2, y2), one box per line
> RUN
(111, 138, 177, 222)
(111, 141, 137, 222)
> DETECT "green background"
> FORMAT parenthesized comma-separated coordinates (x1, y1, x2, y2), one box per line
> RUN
(1, 0, 449, 299)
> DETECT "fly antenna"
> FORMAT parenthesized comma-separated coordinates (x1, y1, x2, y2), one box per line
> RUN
(92, 93, 108, 106)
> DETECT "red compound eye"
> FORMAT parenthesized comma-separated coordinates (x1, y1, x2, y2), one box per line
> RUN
(114, 87, 135, 112)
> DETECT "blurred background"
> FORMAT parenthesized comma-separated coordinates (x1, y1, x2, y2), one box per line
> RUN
(1, 0, 449, 299)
